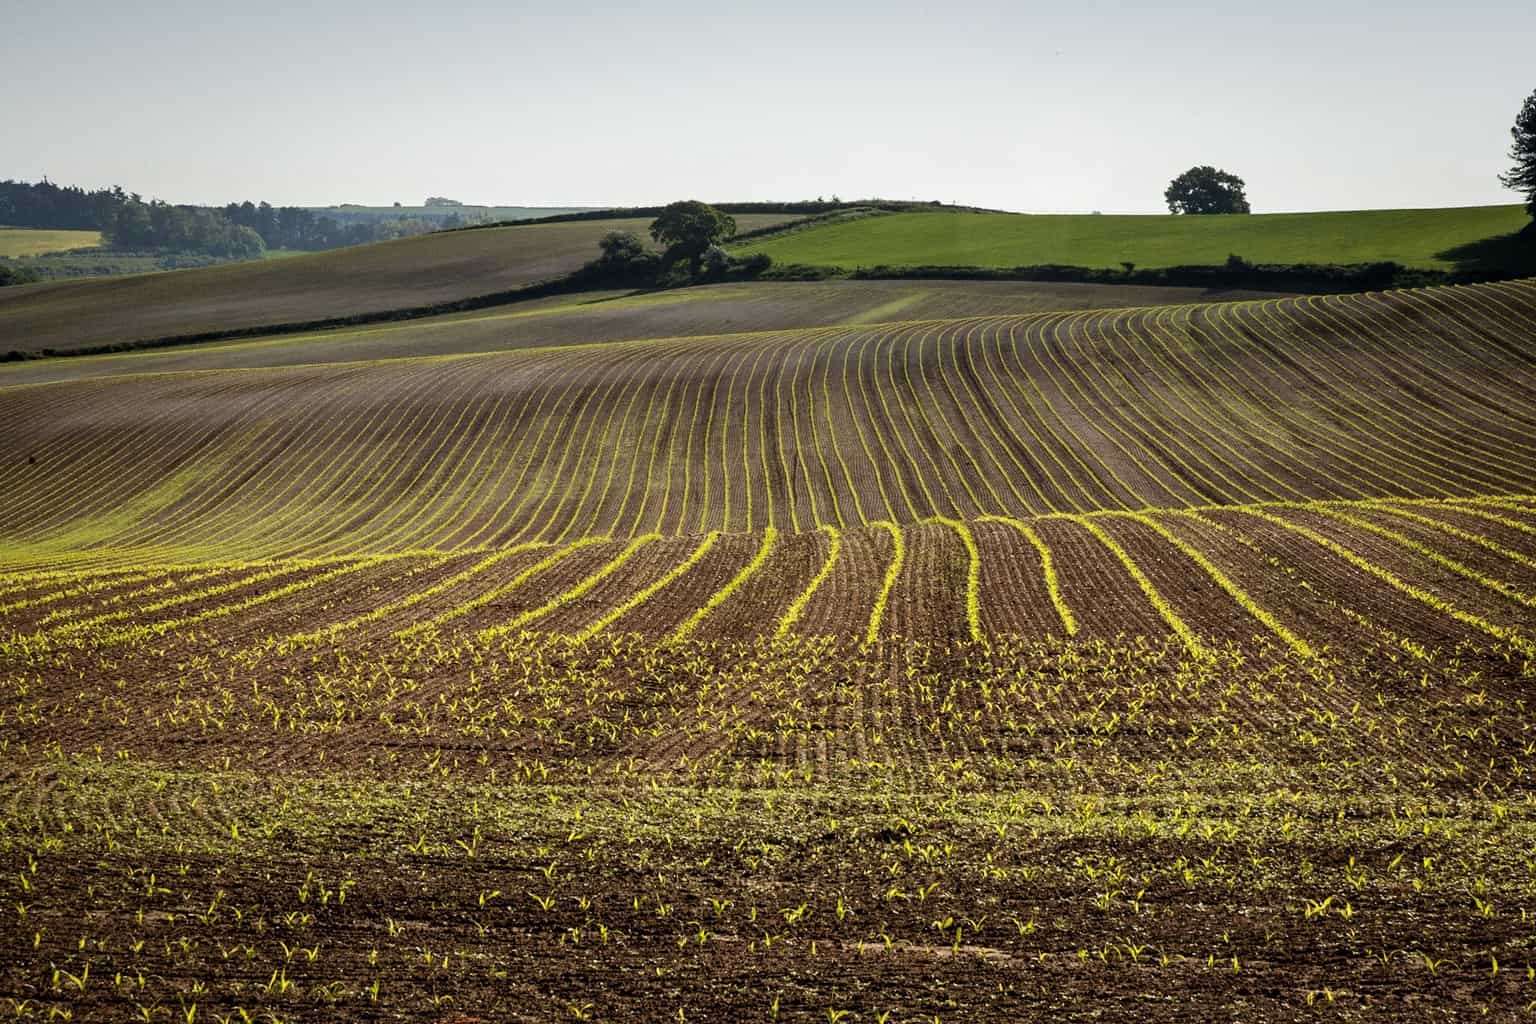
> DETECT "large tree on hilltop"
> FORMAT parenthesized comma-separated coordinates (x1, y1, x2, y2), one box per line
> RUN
(1165, 166, 1251, 215)
(649, 200, 736, 274)
(1500, 88, 1536, 222)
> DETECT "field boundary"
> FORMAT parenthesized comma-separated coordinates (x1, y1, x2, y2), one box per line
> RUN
(13, 256, 1528, 367)
(1, 270, 638, 363)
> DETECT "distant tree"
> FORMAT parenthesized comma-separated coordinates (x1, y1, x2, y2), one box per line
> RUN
(220, 225, 267, 260)
(700, 244, 730, 278)
(1165, 166, 1251, 215)
(0, 179, 128, 231)
(586, 229, 658, 284)
(597, 230, 647, 265)
(0, 263, 42, 287)
(105, 201, 154, 247)
(1499, 88, 1536, 221)
(649, 200, 737, 274)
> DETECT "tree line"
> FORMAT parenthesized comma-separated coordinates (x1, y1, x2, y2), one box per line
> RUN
(0, 179, 460, 259)
(216, 202, 458, 251)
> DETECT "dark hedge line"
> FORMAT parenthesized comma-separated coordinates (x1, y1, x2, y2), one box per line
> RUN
(0, 263, 43, 287)
(725, 208, 893, 245)
(760, 260, 1513, 293)
(447, 200, 997, 233)
(0, 274, 593, 363)
(10, 256, 1509, 365)
(0, 250, 776, 362)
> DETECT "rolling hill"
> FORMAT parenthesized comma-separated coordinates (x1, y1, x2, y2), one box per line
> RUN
(0, 278, 1289, 388)
(732, 204, 1530, 271)
(5, 274, 1536, 1022)
(0, 214, 795, 354)
(4, 280, 1533, 576)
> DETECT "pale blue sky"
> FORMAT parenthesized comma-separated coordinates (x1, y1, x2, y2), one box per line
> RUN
(4, 0, 1532, 213)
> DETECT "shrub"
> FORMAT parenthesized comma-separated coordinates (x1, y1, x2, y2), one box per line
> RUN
(701, 245, 730, 277)
(0, 262, 41, 287)
(598, 230, 647, 266)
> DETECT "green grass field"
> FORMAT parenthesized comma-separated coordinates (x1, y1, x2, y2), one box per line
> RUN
(0, 227, 102, 258)
(733, 204, 1530, 271)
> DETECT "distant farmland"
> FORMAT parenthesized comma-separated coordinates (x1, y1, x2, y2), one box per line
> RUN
(0, 278, 1290, 387)
(0, 214, 796, 354)
(734, 204, 1529, 271)
(305, 203, 596, 222)
(0, 227, 101, 258)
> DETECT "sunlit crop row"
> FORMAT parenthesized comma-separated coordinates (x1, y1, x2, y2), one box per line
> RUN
(3, 282, 1534, 562)
(1, 495, 1530, 657)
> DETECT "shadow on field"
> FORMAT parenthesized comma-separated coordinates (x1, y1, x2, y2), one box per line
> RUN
(1437, 223, 1536, 277)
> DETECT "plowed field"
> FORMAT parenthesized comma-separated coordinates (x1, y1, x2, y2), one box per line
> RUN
(0, 215, 796, 355)
(3, 278, 1535, 1021)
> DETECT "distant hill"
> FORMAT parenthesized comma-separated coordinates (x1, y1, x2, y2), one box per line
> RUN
(0, 214, 797, 355)
(732, 204, 1532, 273)
(0, 279, 1295, 388)
(307, 204, 597, 227)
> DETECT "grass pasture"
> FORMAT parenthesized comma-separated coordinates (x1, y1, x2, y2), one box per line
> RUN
(2, 278, 1536, 1020)
(734, 204, 1531, 271)
(0, 227, 102, 258)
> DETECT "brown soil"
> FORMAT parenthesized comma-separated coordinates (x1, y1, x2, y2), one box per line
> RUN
(0, 216, 796, 354)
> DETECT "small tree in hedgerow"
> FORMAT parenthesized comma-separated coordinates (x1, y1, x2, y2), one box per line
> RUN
(1165, 166, 1251, 215)
(649, 200, 737, 275)
(587, 229, 658, 283)
(597, 230, 647, 266)
(1499, 88, 1536, 224)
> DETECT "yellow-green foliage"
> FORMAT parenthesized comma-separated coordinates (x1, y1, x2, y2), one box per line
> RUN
(1141, 512, 1315, 659)
(934, 517, 982, 643)
(776, 525, 841, 638)
(36, 565, 235, 627)
(1076, 515, 1202, 655)
(980, 515, 1077, 638)
(0, 227, 101, 257)
(1313, 505, 1536, 608)
(1370, 502, 1536, 570)
(285, 544, 545, 647)
(32, 456, 230, 555)
(46, 559, 326, 637)
(864, 521, 905, 647)
(672, 528, 776, 643)
(480, 535, 659, 640)
(403, 537, 606, 637)
(0, 567, 166, 617)
(572, 532, 720, 643)
(1247, 509, 1533, 654)
(96, 557, 392, 645)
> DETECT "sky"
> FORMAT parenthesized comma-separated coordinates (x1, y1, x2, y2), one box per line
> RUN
(3, 0, 1533, 214)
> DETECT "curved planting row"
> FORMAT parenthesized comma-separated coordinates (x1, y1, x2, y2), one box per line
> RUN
(4, 495, 1532, 660)
(1, 281, 1533, 562)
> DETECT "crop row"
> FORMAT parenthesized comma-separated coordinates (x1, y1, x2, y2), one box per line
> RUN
(2, 495, 1531, 660)
(1, 281, 1533, 561)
